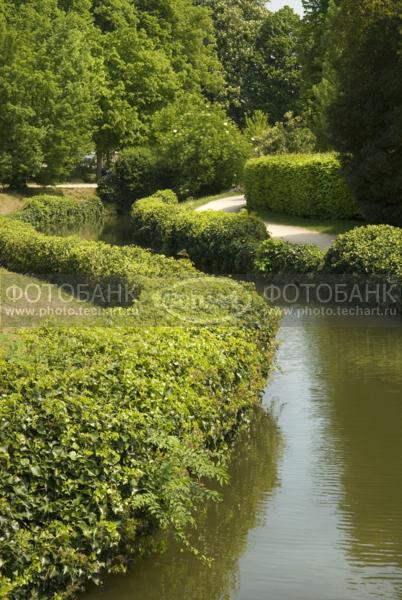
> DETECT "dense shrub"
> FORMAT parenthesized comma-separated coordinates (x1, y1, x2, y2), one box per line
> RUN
(245, 111, 317, 157)
(130, 193, 268, 274)
(97, 147, 162, 211)
(0, 209, 280, 597)
(254, 238, 325, 276)
(0, 217, 196, 306)
(325, 225, 402, 280)
(150, 189, 179, 205)
(12, 195, 105, 235)
(244, 153, 360, 219)
(0, 316, 279, 598)
(152, 95, 252, 198)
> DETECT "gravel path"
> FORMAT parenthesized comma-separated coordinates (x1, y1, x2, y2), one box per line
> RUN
(196, 195, 336, 250)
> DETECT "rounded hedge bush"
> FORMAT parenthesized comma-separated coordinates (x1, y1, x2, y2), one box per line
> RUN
(244, 154, 360, 220)
(0, 320, 279, 598)
(130, 193, 268, 274)
(12, 195, 104, 235)
(254, 238, 325, 276)
(325, 224, 402, 279)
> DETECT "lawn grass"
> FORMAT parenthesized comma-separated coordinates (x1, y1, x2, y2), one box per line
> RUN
(0, 268, 99, 329)
(0, 191, 25, 215)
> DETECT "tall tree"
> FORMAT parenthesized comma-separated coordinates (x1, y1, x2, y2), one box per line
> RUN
(299, 0, 331, 95)
(328, 0, 402, 224)
(303, 0, 341, 149)
(0, 0, 100, 187)
(194, 0, 267, 122)
(246, 7, 302, 123)
(92, 0, 224, 174)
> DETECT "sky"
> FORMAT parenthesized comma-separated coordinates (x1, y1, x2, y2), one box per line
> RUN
(268, 0, 304, 15)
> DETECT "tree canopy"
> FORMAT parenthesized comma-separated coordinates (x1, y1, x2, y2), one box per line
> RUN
(327, 0, 402, 223)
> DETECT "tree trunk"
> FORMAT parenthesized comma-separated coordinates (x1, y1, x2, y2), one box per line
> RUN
(96, 151, 104, 182)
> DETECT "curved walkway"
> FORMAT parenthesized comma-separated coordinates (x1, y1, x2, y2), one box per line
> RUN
(196, 195, 336, 250)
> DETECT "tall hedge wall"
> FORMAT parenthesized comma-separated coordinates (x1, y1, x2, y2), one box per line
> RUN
(130, 192, 268, 274)
(244, 154, 360, 220)
(0, 213, 280, 597)
(12, 195, 105, 235)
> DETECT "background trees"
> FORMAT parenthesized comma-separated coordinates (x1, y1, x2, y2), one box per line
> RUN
(327, 0, 402, 223)
(246, 7, 302, 123)
(0, 0, 100, 187)
(194, 0, 267, 122)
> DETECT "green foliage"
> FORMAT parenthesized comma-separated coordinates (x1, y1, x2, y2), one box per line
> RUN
(152, 95, 252, 197)
(12, 195, 105, 235)
(92, 0, 224, 163)
(245, 111, 317, 157)
(150, 189, 179, 206)
(130, 192, 267, 273)
(327, 0, 402, 224)
(302, 0, 341, 151)
(97, 147, 163, 210)
(0, 0, 225, 185)
(0, 217, 196, 306)
(254, 238, 324, 275)
(0, 197, 280, 597)
(244, 154, 359, 220)
(0, 0, 100, 187)
(325, 225, 402, 281)
(299, 0, 332, 97)
(193, 0, 267, 122)
(0, 318, 278, 598)
(246, 7, 302, 123)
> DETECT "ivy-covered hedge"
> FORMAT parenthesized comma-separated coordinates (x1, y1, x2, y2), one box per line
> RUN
(325, 224, 402, 280)
(244, 154, 360, 220)
(130, 192, 268, 274)
(12, 195, 105, 235)
(254, 238, 325, 276)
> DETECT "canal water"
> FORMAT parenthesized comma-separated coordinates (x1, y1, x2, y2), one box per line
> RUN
(84, 311, 402, 600)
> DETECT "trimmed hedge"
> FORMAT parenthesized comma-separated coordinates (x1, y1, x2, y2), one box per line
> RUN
(0, 216, 197, 308)
(254, 238, 325, 276)
(325, 224, 402, 280)
(130, 192, 268, 274)
(244, 154, 360, 220)
(0, 321, 279, 598)
(0, 208, 280, 597)
(12, 195, 105, 235)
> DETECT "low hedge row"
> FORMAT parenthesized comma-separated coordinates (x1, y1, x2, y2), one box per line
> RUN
(130, 192, 268, 274)
(244, 154, 360, 220)
(12, 195, 105, 235)
(325, 224, 402, 280)
(254, 239, 325, 276)
(0, 217, 196, 306)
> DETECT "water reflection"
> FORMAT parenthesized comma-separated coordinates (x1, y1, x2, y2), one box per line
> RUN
(84, 408, 281, 600)
(83, 311, 402, 600)
(310, 323, 402, 596)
